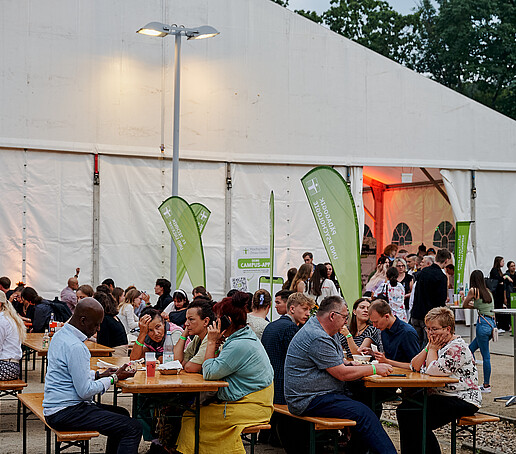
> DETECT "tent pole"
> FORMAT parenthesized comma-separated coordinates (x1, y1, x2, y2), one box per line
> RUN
(225, 163, 232, 294)
(470, 170, 477, 262)
(92, 154, 100, 288)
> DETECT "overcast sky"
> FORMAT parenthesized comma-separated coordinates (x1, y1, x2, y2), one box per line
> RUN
(288, 0, 421, 15)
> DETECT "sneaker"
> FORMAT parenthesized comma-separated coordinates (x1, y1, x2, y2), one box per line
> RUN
(498, 329, 506, 334)
(480, 385, 491, 393)
(475, 359, 483, 365)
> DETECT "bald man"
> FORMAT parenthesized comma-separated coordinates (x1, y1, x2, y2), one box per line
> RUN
(61, 277, 79, 313)
(43, 298, 142, 454)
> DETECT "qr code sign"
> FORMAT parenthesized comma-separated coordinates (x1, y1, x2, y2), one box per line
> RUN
(230, 276, 248, 292)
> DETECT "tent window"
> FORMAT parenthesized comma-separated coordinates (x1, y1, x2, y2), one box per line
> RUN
(364, 224, 374, 239)
(433, 221, 455, 252)
(392, 223, 412, 246)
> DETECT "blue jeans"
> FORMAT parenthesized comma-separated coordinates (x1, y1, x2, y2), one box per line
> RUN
(469, 315, 493, 385)
(303, 392, 397, 454)
(45, 401, 142, 454)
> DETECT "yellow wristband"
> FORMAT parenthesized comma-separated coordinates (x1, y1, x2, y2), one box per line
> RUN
(371, 364, 376, 375)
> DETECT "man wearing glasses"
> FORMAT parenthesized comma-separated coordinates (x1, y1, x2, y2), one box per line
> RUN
(284, 296, 396, 454)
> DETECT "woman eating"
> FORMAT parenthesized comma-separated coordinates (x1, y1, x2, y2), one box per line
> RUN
(0, 291, 26, 380)
(462, 270, 495, 393)
(339, 298, 383, 358)
(397, 307, 481, 453)
(175, 296, 273, 454)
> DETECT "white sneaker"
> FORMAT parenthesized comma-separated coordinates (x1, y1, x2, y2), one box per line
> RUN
(480, 385, 491, 393)
(475, 359, 483, 365)
(498, 329, 506, 334)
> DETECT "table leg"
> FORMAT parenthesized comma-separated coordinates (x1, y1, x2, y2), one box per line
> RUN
(40, 356, 46, 383)
(422, 389, 428, 454)
(194, 393, 200, 454)
(24, 349, 29, 382)
(513, 314, 516, 396)
(309, 422, 316, 454)
(22, 404, 26, 454)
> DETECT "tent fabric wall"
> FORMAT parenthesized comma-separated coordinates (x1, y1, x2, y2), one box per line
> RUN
(0, 150, 93, 299)
(350, 166, 364, 249)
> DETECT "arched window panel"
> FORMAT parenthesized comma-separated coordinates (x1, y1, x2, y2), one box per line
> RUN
(363, 224, 374, 239)
(391, 222, 412, 246)
(433, 221, 455, 252)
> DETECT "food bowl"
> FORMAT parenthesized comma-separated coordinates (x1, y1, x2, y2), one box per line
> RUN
(352, 355, 372, 364)
(159, 368, 181, 375)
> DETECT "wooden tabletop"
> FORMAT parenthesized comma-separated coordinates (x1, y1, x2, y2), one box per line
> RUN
(23, 332, 115, 357)
(363, 366, 459, 388)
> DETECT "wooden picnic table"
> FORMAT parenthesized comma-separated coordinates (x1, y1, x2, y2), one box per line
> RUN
(91, 356, 228, 454)
(363, 366, 458, 454)
(23, 332, 115, 382)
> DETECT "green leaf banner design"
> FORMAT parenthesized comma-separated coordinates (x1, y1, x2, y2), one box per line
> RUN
(159, 196, 206, 288)
(301, 166, 361, 310)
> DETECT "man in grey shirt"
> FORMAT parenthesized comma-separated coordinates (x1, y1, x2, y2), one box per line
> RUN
(284, 296, 396, 454)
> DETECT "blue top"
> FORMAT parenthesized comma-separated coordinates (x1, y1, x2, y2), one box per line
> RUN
(381, 317, 420, 363)
(43, 323, 111, 416)
(261, 315, 299, 404)
(284, 316, 346, 415)
(202, 325, 273, 402)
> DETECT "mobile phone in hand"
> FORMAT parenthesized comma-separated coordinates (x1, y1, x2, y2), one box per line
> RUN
(220, 315, 231, 332)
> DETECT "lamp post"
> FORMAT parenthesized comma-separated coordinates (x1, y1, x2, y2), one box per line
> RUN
(137, 22, 219, 286)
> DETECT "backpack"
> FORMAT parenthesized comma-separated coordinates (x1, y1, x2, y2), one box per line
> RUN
(49, 297, 72, 322)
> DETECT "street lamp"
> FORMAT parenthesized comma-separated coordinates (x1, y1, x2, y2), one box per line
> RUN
(137, 21, 219, 286)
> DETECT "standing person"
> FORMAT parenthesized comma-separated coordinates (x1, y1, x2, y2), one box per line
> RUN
(397, 307, 481, 454)
(61, 277, 79, 313)
(154, 279, 173, 312)
(325, 262, 341, 295)
(490, 256, 511, 332)
(462, 270, 495, 393)
(101, 279, 115, 293)
(290, 263, 312, 294)
(0, 291, 26, 380)
(0, 277, 11, 296)
(382, 244, 398, 265)
(406, 254, 418, 275)
(374, 267, 407, 322)
(307, 263, 339, 304)
(284, 296, 395, 454)
(505, 260, 516, 305)
(411, 249, 451, 346)
(302, 252, 315, 272)
(43, 298, 142, 454)
(77, 285, 94, 301)
(394, 258, 413, 316)
(364, 256, 389, 296)
(282, 268, 297, 291)
(247, 289, 271, 341)
(274, 290, 292, 316)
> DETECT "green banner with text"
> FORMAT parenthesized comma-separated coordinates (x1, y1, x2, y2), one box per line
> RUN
(301, 166, 361, 310)
(159, 196, 206, 288)
(454, 221, 471, 292)
(176, 203, 211, 288)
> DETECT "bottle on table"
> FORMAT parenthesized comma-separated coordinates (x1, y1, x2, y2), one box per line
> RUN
(49, 312, 56, 336)
(42, 329, 50, 348)
(162, 330, 174, 364)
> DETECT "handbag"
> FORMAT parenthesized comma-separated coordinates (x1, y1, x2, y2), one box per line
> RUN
(485, 278, 498, 293)
(480, 314, 498, 342)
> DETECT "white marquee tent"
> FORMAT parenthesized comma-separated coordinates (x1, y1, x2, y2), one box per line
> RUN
(1, 0, 515, 301)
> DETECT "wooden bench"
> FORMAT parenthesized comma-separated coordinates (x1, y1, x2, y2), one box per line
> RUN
(18, 393, 99, 454)
(0, 378, 27, 432)
(241, 424, 271, 454)
(274, 404, 356, 454)
(451, 413, 500, 454)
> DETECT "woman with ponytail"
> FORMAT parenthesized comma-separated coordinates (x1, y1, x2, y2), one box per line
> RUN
(373, 266, 407, 321)
(176, 292, 273, 454)
(246, 289, 271, 341)
(0, 291, 26, 380)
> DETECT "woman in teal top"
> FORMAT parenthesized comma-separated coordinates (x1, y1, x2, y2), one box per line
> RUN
(463, 270, 495, 393)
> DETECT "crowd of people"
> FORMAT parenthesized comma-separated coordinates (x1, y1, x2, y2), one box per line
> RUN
(0, 242, 508, 453)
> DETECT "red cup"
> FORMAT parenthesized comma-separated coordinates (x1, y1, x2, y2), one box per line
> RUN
(146, 360, 156, 377)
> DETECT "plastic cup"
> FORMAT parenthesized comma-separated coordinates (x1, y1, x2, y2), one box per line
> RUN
(145, 352, 156, 377)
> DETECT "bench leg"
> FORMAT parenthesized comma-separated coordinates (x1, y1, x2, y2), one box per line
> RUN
(472, 426, 477, 453)
(450, 420, 457, 454)
(309, 422, 316, 454)
(22, 404, 27, 454)
(85, 440, 90, 454)
(46, 426, 51, 454)
(55, 434, 61, 454)
(250, 432, 257, 454)
(17, 392, 21, 432)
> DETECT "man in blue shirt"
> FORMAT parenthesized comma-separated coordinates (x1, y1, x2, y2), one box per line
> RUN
(43, 298, 141, 454)
(284, 296, 396, 454)
(367, 299, 420, 368)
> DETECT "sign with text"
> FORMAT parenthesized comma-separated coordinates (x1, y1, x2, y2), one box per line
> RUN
(454, 221, 471, 293)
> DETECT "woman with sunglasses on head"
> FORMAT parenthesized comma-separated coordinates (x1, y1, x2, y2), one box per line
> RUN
(397, 307, 480, 453)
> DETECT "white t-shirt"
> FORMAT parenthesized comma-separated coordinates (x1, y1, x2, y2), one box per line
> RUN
(0, 313, 22, 360)
(118, 304, 139, 335)
(308, 278, 339, 302)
